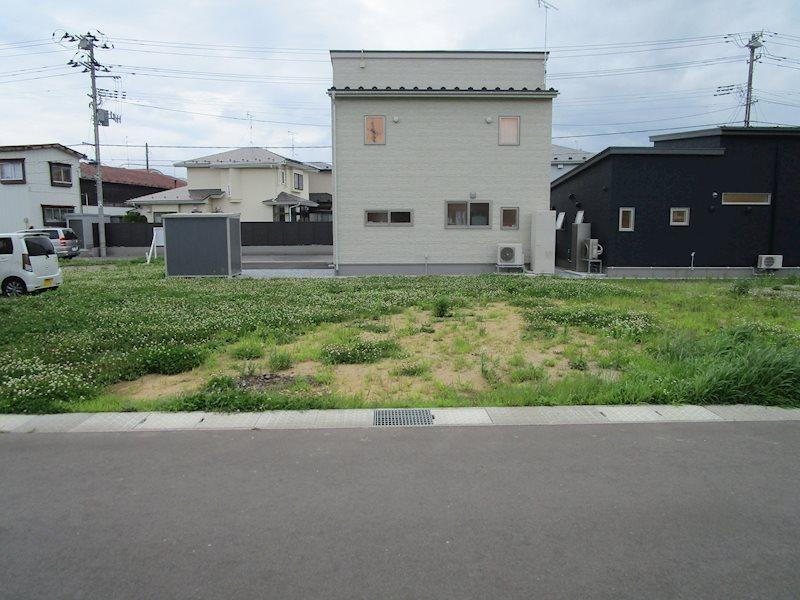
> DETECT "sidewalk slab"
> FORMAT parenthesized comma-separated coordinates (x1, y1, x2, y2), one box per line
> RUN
(599, 405, 664, 423)
(651, 405, 722, 422)
(486, 406, 607, 425)
(69, 412, 150, 432)
(255, 410, 371, 429)
(133, 412, 206, 431)
(196, 412, 260, 430)
(12, 413, 91, 433)
(0, 415, 35, 432)
(431, 408, 492, 426)
(706, 405, 800, 422)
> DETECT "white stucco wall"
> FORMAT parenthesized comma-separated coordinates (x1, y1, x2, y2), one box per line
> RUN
(331, 51, 547, 90)
(333, 96, 553, 270)
(0, 147, 80, 231)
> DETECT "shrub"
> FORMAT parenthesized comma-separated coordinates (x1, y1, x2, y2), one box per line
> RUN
(230, 339, 264, 360)
(390, 362, 430, 377)
(730, 279, 753, 297)
(433, 297, 452, 318)
(140, 345, 204, 375)
(268, 350, 294, 372)
(321, 339, 400, 364)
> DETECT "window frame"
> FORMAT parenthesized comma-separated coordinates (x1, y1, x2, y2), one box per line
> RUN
(498, 115, 521, 146)
(669, 207, 690, 226)
(721, 192, 771, 205)
(618, 207, 635, 232)
(49, 162, 73, 187)
(41, 205, 72, 227)
(364, 115, 386, 145)
(293, 172, 304, 190)
(555, 212, 565, 230)
(0, 158, 25, 184)
(445, 200, 492, 229)
(500, 206, 520, 230)
(364, 209, 414, 227)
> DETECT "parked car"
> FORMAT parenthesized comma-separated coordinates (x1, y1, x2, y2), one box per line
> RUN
(18, 227, 80, 258)
(0, 233, 62, 296)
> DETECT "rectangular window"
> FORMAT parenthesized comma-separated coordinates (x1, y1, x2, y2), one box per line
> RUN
(0, 159, 25, 183)
(501, 207, 519, 229)
(445, 201, 490, 228)
(619, 207, 635, 231)
(364, 115, 386, 144)
(670, 207, 690, 226)
(0, 238, 12, 254)
(49, 162, 72, 186)
(280, 170, 286, 185)
(721, 192, 771, 205)
(498, 116, 520, 146)
(293, 173, 303, 190)
(364, 210, 413, 226)
(574, 210, 585, 224)
(41, 206, 71, 226)
(555, 212, 565, 230)
(25, 236, 54, 256)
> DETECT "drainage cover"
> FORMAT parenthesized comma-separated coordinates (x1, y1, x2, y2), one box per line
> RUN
(373, 409, 434, 427)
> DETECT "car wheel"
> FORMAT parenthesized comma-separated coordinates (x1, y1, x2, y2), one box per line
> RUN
(2, 277, 27, 297)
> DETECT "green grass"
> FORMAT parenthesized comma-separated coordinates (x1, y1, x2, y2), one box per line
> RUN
(268, 350, 294, 372)
(0, 262, 798, 413)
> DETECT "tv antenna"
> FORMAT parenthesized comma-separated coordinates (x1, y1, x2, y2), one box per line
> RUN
(537, 0, 559, 51)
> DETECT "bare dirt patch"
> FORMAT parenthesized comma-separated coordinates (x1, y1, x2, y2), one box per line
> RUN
(237, 373, 294, 390)
(107, 372, 205, 401)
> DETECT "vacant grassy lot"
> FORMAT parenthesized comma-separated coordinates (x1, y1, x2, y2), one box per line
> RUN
(1, 260, 798, 414)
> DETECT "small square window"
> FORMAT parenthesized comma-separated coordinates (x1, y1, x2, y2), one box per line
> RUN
(555, 212, 565, 230)
(501, 207, 519, 229)
(390, 211, 412, 224)
(0, 159, 25, 183)
(498, 116, 520, 146)
(364, 115, 386, 144)
(366, 211, 389, 224)
(575, 210, 584, 224)
(670, 207, 690, 226)
(619, 207, 635, 231)
(446, 202, 468, 227)
(49, 162, 72, 186)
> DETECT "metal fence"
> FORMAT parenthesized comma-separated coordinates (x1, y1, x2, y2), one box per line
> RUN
(97, 221, 333, 247)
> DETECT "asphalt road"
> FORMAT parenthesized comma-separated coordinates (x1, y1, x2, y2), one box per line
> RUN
(2, 422, 799, 599)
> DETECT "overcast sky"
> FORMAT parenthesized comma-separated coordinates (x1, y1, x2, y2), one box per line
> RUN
(2, 0, 798, 176)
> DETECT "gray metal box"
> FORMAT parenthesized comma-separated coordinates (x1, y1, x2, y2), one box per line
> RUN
(163, 213, 241, 277)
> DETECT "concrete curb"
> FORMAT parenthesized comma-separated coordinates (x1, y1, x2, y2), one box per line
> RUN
(1, 405, 799, 434)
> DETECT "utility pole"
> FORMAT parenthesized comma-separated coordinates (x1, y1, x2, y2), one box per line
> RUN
(58, 30, 117, 257)
(744, 32, 763, 127)
(145, 142, 149, 171)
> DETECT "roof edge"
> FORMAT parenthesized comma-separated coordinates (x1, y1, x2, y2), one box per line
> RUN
(650, 126, 800, 142)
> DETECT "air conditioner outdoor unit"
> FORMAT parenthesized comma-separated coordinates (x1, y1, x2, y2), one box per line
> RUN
(757, 254, 783, 269)
(497, 243, 524, 266)
(584, 238, 604, 260)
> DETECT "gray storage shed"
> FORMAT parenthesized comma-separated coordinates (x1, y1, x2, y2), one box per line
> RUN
(163, 213, 241, 277)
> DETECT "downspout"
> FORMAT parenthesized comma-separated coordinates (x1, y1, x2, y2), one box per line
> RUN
(330, 91, 339, 273)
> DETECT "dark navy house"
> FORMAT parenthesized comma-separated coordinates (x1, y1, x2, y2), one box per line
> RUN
(550, 127, 800, 272)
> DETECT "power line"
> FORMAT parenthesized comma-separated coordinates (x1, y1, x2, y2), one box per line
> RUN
(115, 99, 329, 126)
(69, 143, 332, 149)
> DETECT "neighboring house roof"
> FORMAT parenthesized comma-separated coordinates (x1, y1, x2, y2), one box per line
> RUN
(174, 147, 317, 170)
(328, 86, 557, 98)
(80, 163, 186, 189)
(126, 186, 223, 206)
(550, 147, 726, 188)
(263, 191, 319, 207)
(0, 143, 85, 159)
(551, 144, 594, 165)
(305, 161, 332, 171)
(650, 125, 800, 142)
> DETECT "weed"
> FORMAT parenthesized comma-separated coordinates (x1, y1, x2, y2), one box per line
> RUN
(480, 353, 499, 384)
(268, 350, 294, 372)
(321, 339, 401, 364)
(510, 365, 545, 382)
(390, 362, 430, 377)
(730, 279, 754, 297)
(433, 297, 452, 318)
(569, 356, 589, 371)
(230, 339, 264, 360)
(141, 345, 205, 375)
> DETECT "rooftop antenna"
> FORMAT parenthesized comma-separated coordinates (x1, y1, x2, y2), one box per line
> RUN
(246, 111, 254, 145)
(537, 0, 558, 84)
(288, 130, 296, 157)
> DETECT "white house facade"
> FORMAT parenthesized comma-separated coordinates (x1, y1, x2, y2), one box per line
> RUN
(0, 144, 85, 232)
(329, 50, 557, 275)
(128, 148, 318, 223)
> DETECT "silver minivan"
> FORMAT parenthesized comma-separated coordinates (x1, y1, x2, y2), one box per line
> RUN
(19, 227, 81, 259)
(0, 233, 62, 296)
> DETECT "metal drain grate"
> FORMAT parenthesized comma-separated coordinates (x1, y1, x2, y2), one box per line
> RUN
(373, 409, 434, 427)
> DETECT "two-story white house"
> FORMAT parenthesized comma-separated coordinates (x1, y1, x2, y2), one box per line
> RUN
(0, 144, 85, 232)
(328, 50, 557, 275)
(127, 148, 319, 223)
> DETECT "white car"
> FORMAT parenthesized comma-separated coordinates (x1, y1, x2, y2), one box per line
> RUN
(0, 233, 63, 296)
